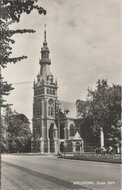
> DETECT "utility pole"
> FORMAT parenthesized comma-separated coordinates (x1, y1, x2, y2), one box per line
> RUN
(0, 66, 2, 189)
(0, 66, 2, 154)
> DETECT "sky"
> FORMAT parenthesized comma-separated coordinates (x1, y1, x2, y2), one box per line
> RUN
(2, 0, 120, 126)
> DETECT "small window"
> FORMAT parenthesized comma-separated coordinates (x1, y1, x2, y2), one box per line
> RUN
(50, 89, 52, 95)
(53, 90, 55, 95)
(50, 78, 53, 83)
(47, 89, 49, 94)
(46, 52, 48, 58)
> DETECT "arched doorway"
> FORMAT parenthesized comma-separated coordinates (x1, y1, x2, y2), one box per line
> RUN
(70, 124, 75, 137)
(76, 141, 80, 151)
(60, 142, 64, 152)
(49, 123, 54, 152)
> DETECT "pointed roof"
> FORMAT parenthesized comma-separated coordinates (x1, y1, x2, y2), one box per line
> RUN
(39, 29, 53, 82)
(59, 100, 77, 118)
(53, 123, 57, 130)
(44, 29, 47, 44)
(73, 132, 82, 140)
(41, 29, 50, 53)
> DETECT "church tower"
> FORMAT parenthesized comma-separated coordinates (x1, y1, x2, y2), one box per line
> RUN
(32, 30, 58, 153)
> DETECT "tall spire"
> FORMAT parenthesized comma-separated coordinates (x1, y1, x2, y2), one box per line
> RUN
(44, 24, 47, 44)
(44, 30, 46, 42)
(39, 25, 51, 81)
(40, 25, 51, 64)
(44, 30, 46, 43)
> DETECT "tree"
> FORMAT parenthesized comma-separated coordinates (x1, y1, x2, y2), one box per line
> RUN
(76, 79, 121, 147)
(0, 69, 14, 107)
(75, 117, 96, 145)
(0, 0, 46, 106)
(1, 115, 8, 152)
(3, 106, 32, 153)
(1, 0, 46, 66)
(0, 0, 46, 154)
(107, 121, 121, 147)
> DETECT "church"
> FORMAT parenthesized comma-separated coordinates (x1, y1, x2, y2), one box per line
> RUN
(31, 30, 84, 154)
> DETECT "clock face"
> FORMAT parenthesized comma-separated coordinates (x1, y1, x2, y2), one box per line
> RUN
(48, 98, 54, 105)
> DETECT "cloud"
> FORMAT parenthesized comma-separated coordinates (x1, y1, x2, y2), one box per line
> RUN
(3, 0, 120, 123)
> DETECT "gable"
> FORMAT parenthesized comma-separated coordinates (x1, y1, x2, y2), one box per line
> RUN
(59, 100, 77, 118)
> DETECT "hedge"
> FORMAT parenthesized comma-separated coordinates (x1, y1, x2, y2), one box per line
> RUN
(58, 152, 122, 164)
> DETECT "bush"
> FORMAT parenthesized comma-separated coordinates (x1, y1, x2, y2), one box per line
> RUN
(58, 152, 121, 164)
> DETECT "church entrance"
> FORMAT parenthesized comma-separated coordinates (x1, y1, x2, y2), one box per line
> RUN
(49, 124, 55, 152)
(60, 142, 64, 152)
(76, 141, 80, 151)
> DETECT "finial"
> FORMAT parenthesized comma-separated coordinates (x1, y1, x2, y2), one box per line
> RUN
(44, 24, 47, 42)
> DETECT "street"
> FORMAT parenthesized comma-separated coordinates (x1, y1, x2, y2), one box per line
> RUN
(1, 154, 121, 190)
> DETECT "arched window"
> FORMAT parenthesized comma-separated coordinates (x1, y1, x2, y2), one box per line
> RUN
(48, 99, 54, 116)
(50, 89, 52, 95)
(48, 107, 51, 115)
(53, 90, 55, 95)
(70, 124, 75, 137)
(51, 107, 54, 116)
(47, 89, 49, 94)
(48, 107, 54, 116)
(35, 99, 41, 117)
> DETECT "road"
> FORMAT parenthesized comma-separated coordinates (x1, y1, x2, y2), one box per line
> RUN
(1, 154, 121, 190)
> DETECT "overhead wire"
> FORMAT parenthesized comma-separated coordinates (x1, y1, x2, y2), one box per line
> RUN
(12, 81, 33, 85)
